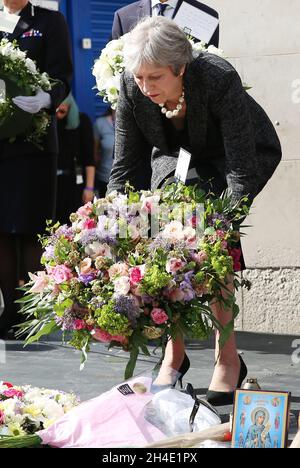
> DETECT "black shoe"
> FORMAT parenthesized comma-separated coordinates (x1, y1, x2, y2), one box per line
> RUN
(206, 355, 247, 406)
(151, 353, 190, 393)
(177, 353, 190, 389)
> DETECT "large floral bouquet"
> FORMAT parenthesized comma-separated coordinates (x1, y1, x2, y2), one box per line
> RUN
(18, 183, 250, 378)
(0, 381, 78, 445)
(0, 39, 52, 148)
(92, 35, 225, 109)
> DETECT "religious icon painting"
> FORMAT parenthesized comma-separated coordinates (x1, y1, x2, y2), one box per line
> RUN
(231, 390, 291, 448)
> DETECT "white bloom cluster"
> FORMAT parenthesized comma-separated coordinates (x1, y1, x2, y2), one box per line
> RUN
(93, 35, 226, 109)
(0, 39, 51, 87)
(92, 35, 129, 109)
(0, 382, 79, 437)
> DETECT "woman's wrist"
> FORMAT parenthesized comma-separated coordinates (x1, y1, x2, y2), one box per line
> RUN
(84, 186, 94, 191)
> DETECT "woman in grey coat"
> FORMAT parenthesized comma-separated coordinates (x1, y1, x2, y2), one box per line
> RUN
(107, 17, 282, 405)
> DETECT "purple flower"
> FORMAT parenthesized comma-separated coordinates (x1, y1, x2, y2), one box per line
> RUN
(207, 213, 230, 229)
(44, 244, 55, 260)
(56, 225, 74, 238)
(79, 229, 100, 246)
(55, 308, 76, 331)
(184, 271, 194, 284)
(78, 273, 96, 285)
(180, 281, 195, 302)
(114, 295, 141, 327)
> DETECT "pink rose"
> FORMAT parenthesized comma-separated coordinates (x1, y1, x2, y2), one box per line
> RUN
(83, 218, 97, 230)
(151, 308, 169, 325)
(166, 258, 186, 274)
(93, 328, 112, 343)
(0, 410, 5, 425)
(93, 328, 127, 345)
(216, 230, 226, 239)
(77, 202, 93, 217)
(191, 251, 208, 265)
(74, 319, 88, 330)
(228, 247, 242, 272)
(129, 266, 145, 285)
(221, 240, 228, 250)
(51, 265, 73, 284)
(2, 388, 24, 399)
(183, 227, 197, 248)
(141, 195, 160, 214)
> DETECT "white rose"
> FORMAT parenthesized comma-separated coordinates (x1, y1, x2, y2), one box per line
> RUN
(25, 57, 37, 74)
(162, 220, 185, 242)
(113, 276, 131, 295)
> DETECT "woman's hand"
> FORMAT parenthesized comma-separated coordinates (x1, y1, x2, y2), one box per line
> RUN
(82, 188, 94, 204)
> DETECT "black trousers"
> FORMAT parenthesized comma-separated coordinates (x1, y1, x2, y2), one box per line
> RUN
(0, 233, 43, 335)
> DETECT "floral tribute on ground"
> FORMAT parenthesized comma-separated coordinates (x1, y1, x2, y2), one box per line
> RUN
(18, 183, 251, 378)
(0, 39, 52, 147)
(0, 381, 78, 445)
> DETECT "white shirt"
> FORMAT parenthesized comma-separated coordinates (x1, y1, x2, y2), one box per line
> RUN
(151, 0, 178, 19)
(3, 6, 22, 15)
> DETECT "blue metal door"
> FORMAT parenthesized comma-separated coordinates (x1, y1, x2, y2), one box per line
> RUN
(60, 0, 132, 122)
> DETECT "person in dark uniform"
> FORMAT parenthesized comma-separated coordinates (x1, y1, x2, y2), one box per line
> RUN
(0, 0, 73, 337)
(56, 93, 95, 225)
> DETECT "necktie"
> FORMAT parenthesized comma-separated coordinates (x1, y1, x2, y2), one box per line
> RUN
(157, 3, 168, 16)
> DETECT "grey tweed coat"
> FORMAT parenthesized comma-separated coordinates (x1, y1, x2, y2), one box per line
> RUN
(107, 54, 282, 202)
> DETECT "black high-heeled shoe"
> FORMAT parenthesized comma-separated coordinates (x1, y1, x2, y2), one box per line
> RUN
(177, 353, 190, 389)
(151, 353, 190, 393)
(206, 355, 247, 407)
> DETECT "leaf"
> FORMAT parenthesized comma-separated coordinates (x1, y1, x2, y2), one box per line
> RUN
(80, 338, 90, 371)
(25, 320, 58, 345)
(219, 320, 234, 348)
(125, 347, 139, 380)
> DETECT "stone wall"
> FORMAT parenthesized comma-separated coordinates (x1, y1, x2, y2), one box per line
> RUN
(203, 0, 300, 334)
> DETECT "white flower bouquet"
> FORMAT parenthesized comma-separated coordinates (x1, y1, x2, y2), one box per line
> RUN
(0, 381, 79, 447)
(0, 39, 53, 148)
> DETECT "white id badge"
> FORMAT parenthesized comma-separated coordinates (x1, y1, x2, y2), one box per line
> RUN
(174, 148, 192, 184)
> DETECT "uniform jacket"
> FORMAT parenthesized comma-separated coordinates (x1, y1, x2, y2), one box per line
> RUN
(0, 1, 73, 156)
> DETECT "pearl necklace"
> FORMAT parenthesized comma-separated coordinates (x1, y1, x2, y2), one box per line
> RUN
(159, 90, 185, 119)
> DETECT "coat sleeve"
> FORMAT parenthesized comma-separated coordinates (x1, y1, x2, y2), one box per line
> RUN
(112, 11, 124, 40)
(211, 69, 281, 203)
(43, 11, 73, 111)
(107, 74, 151, 194)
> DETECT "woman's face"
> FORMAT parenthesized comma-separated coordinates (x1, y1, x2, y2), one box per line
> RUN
(56, 103, 70, 120)
(257, 416, 265, 426)
(3, 0, 28, 12)
(133, 64, 184, 105)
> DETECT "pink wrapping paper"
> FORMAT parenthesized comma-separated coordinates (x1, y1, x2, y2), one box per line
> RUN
(38, 377, 164, 448)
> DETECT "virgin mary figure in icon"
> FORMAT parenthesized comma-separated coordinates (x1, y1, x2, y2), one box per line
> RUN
(244, 408, 272, 448)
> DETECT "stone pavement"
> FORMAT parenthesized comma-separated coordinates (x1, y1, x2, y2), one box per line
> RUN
(1, 331, 299, 443)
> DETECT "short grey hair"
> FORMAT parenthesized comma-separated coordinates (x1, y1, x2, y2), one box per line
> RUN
(123, 16, 193, 75)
